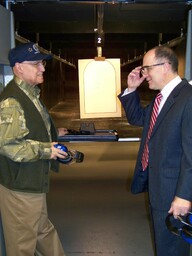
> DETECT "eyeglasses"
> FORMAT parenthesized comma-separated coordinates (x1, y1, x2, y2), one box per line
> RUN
(140, 62, 170, 74)
(21, 60, 46, 68)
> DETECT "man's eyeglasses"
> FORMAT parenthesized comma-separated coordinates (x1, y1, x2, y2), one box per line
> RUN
(21, 60, 46, 68)
(140, 62, 170, 74)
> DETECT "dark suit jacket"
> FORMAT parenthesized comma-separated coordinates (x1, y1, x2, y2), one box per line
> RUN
(118, 79, 192, 211)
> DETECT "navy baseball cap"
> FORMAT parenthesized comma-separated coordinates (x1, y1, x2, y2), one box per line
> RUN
(8, 42, 52, 67)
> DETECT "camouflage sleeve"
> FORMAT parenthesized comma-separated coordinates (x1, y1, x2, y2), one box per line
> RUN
(0, 98, 52, 162)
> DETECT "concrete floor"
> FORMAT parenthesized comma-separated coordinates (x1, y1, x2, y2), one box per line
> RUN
(48, 142, 154, 256)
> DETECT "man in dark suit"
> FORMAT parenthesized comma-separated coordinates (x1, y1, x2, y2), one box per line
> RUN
(118, 46, 192, 256)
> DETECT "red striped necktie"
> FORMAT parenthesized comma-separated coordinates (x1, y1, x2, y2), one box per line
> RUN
(141, 92, 163, 171)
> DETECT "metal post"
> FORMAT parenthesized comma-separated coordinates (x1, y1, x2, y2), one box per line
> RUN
(185, 9, 192, 81)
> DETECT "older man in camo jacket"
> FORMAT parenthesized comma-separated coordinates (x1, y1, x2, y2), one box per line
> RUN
(0, 42, 67, 256)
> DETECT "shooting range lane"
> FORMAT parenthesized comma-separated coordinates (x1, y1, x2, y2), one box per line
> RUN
(48, 141, 154, 256)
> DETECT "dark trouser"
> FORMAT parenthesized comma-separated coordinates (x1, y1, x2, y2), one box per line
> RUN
(0, 216, 6, 256)
(150, 207, 190, 256)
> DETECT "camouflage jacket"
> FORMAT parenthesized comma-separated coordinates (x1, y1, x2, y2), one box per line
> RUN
(0, 78, 59, 193)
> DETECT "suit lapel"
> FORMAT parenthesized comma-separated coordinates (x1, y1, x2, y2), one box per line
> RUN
(150, 80, 186, 137)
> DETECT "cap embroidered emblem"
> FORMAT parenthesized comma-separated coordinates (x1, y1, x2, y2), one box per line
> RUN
(33, 44, 40, 54)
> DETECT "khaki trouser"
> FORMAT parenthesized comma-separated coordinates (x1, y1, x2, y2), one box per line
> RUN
(0, 184, 65, 256)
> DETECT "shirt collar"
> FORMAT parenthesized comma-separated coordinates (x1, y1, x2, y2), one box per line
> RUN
(161, 76, 182, 99)
(14, 76, 41, 98)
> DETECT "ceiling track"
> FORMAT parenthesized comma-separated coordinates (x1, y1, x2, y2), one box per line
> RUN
(121, 34, 185, 67)
(15, 32, 185, 68)
(15, 32, 76, 68)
